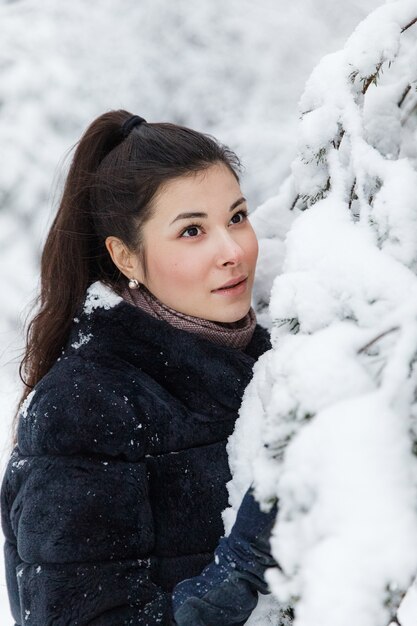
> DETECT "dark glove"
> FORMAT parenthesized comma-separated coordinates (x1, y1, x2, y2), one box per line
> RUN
(172, 486, 278, 625)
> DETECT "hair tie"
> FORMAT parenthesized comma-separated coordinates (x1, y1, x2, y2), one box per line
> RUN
(121, 115, 147, 138)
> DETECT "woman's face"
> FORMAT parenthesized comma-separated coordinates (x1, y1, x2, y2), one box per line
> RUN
(133, 162, 258, 323)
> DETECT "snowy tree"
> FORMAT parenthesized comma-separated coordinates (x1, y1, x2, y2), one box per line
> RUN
(227, 1, 417, 625)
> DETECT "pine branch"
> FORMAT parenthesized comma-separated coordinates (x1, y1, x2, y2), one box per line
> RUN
(315, 147, 327, 164)
(383, 582, 411, 626)
(401, 17, 417, 33)
(290, 194, 300, 211)
(332, 126, 345, 150)
(362, 61, 384, 95)
(300, 177, 331, 207)
(401, 100, 417, 127)
(357, 326, 400, 354)
(360, 15, 417, 98)
(273, 317, 300, 334)
(349, 69, 359, 84)
(387, 616, 402, 626)
(398, 85, 411, 108)
(348, 179, 357, 210)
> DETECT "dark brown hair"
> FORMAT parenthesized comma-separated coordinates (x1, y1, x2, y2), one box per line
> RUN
(14, 109, 242, 444)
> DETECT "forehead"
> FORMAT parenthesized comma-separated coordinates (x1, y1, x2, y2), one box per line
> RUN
(152, 163, 240, 216)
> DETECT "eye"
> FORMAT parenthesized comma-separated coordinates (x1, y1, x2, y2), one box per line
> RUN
(180, 224, 203, 238)
(230, 209, 248, 225)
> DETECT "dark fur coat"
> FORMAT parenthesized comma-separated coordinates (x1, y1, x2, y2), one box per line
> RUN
(1, 282, 271, 625)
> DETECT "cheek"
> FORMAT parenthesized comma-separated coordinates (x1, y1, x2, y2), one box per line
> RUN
(244, 230, 259, 267)
(150, 247, 208, 287)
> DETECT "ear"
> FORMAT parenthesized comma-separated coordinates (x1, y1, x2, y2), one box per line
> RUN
(105, 236, 145, 282)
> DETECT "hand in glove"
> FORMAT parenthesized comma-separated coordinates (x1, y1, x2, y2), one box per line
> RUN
(172, 485, 278, 626)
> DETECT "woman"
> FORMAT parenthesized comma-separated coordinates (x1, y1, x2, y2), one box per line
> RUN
(1, 110, 277, 625)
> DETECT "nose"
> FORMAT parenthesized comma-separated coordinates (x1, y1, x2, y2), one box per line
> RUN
(215, 229, 244, 267)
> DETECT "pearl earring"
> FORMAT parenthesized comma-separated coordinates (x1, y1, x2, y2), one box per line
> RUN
(128, 278, 140, 289)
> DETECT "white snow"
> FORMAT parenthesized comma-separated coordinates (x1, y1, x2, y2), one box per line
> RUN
(83, 282, 123, 316)
(71, 332, 93, 350)
(20, 389, 36, 420)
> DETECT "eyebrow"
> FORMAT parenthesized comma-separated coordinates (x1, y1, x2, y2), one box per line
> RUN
(169, 196, 247, 226)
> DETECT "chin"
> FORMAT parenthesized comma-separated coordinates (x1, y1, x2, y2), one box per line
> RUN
(210, 303, 252, 324)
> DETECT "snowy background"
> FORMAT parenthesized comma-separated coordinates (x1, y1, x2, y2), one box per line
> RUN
(0, 0, 403, 623)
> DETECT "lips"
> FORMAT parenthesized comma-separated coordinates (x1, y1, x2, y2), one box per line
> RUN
(212, 275, 247, 291)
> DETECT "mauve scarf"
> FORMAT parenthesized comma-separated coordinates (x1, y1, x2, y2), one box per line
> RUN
(120, 283, 257, 351)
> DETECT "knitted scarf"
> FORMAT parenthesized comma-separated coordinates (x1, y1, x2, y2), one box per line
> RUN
(120, 283, 257, 351)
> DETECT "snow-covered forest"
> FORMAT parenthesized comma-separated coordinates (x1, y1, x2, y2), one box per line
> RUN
(2, 0, 414, 624)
